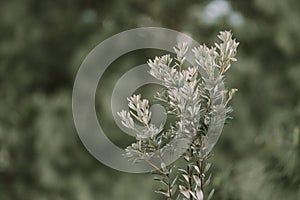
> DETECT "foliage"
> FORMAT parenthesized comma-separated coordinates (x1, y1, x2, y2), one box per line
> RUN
(118, 31, 239, 200)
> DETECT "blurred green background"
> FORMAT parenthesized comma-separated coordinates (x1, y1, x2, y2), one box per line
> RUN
(0, 0, 300, 199)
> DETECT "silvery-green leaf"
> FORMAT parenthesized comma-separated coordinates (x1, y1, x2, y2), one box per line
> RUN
(207, 188, 215, 200)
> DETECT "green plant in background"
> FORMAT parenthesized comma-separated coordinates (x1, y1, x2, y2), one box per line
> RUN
(118, 31, 239, 200)
(1, 0, 300, 199)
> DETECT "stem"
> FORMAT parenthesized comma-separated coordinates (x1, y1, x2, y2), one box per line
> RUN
(146, 160, 165, 174)
(199, 159, 204, 191)
(198, 137, 204, 192)
(188, 148, 194, 200)
(152, 142, 173, 199)
(159, 151, 173, 199)
(166, 172, 172, 200)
